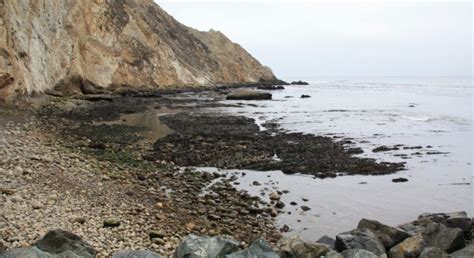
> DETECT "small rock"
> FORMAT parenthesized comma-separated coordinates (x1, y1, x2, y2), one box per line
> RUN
(103, 219, 121, 228)
(275, 201, 285, 209)
(300, 206, 311, 211)
(392, 177, 408, 183)
(300, 95, 311, 98)
(269, 192, 280, 201)
(149, 230, 165, 239)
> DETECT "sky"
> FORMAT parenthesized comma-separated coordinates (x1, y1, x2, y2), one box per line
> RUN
(157, 1, 472, 78)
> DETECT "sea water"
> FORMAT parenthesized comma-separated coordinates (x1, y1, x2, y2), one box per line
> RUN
(198, 77, 473, 240)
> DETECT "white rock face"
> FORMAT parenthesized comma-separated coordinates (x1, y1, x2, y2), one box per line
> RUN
(0, 0, 276, 101)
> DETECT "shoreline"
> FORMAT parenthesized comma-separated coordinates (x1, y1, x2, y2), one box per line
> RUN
(1, 87, 472, 257)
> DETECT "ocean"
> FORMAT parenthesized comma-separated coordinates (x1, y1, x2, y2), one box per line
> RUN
(197, 77, 473, 240)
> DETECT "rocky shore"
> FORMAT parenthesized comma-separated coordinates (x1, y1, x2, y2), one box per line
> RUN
(1, 211, 472, 257)
(1, 89, 471, 257)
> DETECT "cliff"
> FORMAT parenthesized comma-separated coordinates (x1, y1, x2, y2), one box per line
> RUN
(0, 0, 276, 101)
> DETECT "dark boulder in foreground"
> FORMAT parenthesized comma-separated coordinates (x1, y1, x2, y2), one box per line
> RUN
(277, 236, 330, 257)
(226, 239, 278, 258)
(290, 80, 309, 85)
(335, 228, 386, 256)
(226, 90, 272, 100)
(173, 235, 239, 258)
(422, 223, 465, 253)
(1, 211, 470, 257)
(113, 250, 162, 258)
(357, 218, 410, 249)
(1, 229, 96, 258)
(388, 235, 426, 258)
(451, 244, 474, 257)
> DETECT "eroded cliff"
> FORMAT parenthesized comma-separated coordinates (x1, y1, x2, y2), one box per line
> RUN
(0, 0, 276, 101)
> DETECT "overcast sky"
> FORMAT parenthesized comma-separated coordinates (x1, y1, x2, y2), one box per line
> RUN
(158, 1, 472, 78)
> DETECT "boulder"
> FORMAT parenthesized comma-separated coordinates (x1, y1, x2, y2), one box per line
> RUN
(418, 212, 472, 235)
(421, 222, 465, 253)
(0, 247, 85, 257)
(450, 244, 474, 257)
(0, 247, 50, 258)
(357, 218, 410, 249)
(277, 235, 330, 258)
(323, 249, 383, 258)
(419, 247, 449, 258)
(388, 235, 425, 258)
(398, 218, 434, 235)
(34, 229, 96, 258)
(316, 235, 336, 248)
(173, 235, 239, 258)
(340, 249, 383, 258)
(226, 239, 278, 258)
(335, 228, 385, 256)
(226, 91, 272, 100)
(112, 250, 162, 258)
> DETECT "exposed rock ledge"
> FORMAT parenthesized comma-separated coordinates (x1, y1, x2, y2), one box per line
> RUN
(0, 0, 277, 101)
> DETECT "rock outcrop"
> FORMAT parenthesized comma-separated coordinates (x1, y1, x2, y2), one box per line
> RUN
(0, 0, 276, 101)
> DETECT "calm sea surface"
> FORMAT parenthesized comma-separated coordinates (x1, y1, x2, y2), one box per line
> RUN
(197, 77, 473, 240)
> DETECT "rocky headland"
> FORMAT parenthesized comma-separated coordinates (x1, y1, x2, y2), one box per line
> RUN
(0, 0, 278, 101)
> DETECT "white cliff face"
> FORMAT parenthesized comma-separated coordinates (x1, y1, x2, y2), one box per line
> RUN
(0, 0, 276, 101)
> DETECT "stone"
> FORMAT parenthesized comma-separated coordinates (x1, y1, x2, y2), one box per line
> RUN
(277, 235, 330, 258)
(421, 222, 465, 253)
(226, 239, 279, 258)
(226, 91, 272, 101)
(290, 81, 309, 85)
(0, 247, 51, 258)
(418, 211, 472, 235)
(419, 247, 449, 258)
(316, 235, 336, 248)
(450, 244, 474, 257)
(149, 230, 165, 239)
(357, 218, 410, 248)
(112, 250, 162, 258)
(340, 249, 382, 258)
(275, 201, 285, 209)
(300, 206, 311, 211)
(34, 229, 96, 257)
(269, 192, 280, 201)
(173, 234, 239, 258)
(388, 235, 425, 258)
(103, 219, 121, 228)
(335, 228, 386, 256)
(391, 178, 408, 183)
